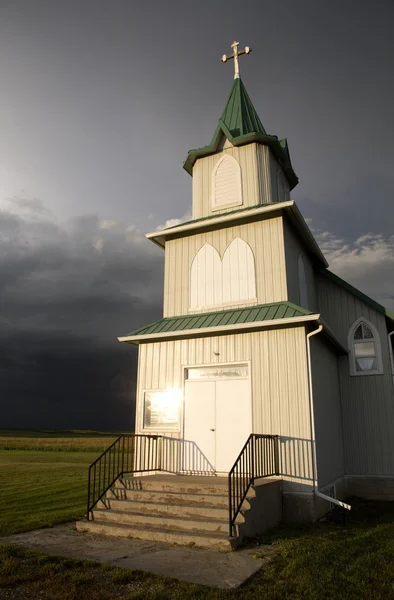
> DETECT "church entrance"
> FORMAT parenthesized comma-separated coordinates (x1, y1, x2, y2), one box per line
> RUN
(183, 364, 251, 473)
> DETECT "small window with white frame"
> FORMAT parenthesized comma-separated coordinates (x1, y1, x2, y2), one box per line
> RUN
(348, 318, 383, 376)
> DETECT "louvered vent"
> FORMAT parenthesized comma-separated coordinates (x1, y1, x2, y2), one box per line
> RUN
(212, 155, 242, 210)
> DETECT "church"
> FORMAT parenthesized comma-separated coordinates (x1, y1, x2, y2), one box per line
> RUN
(79, 43, 394, 548)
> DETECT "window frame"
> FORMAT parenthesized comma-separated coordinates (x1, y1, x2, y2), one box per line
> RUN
(347, 317, 383, 377)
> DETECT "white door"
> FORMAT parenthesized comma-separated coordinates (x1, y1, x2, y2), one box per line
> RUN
(215, 379, 251, 472)
(183, 365, 251, 473)
(184, 380, 216, 472)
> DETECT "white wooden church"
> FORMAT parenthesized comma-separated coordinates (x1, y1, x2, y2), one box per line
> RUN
(79, 43, 394, 548)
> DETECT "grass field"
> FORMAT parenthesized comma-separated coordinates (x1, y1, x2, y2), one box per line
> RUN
(0, 450, 96, 536)
(1, 433, 394, 598)
(0, 432, 119, 536)
(0, 429, 119, 452)
(1, 499, 394, 599)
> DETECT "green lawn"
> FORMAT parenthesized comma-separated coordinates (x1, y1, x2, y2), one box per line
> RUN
(2, 500, 394, 599)
(1, 445, 394, 598)
(0, 450, 95, 535)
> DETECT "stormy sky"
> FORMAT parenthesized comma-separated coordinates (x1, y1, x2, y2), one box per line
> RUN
(1, 0, 393, 430)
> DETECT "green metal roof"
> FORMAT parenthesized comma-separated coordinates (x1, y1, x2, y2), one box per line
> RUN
(218, 77, 267, 138)
(121, 301, 313, 341)
(183, 78, 298, 191)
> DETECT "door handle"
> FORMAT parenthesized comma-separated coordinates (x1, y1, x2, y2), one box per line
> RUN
(210, 428, 215, 432)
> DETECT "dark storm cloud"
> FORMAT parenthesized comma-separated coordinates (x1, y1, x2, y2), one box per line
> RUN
(1, 0, 394, 429)
(0, 199, 163, 429)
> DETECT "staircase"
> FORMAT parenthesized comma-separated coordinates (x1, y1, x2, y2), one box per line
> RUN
(77, 475, 242, 551)
(77, 433, 282, 550)
(77, 473, 282, 551)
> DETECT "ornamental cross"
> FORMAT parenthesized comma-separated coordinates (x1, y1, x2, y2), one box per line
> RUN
(221, 41, 252, 79)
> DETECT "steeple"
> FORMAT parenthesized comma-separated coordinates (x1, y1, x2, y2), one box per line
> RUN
(183, 75, 298, 191)
(219, 77, 267, 138)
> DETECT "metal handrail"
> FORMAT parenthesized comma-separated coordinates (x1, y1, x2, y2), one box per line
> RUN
(228, 434, 280, 537)
(86, 433, 162, 519)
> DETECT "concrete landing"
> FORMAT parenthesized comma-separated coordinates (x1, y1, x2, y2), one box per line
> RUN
(0, 523, 263, 589)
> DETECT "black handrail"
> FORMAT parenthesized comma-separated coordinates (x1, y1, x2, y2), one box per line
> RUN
(228, 434, 280, 537)
(86, 434, 163, 519)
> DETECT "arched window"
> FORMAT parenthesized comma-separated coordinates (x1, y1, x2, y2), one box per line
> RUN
(348, 318, 383, 376)
(212, 155, 242, 211)
(222, 238, 256, 304)
(298, 253, 308, 309)
(190, 244, 222, 309)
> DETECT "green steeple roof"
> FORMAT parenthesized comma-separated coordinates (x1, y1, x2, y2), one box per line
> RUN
(183, 77, 298, 190)
(218, 77, 267, 138)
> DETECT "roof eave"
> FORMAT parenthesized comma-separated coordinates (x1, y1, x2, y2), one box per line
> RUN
(146, 201, 295, 248)
(319, 318, 349, 354)
(118, 313, 320, 345)
(318, 268, 393, 318)
(146, 200, 328, 268)
(183, 131, 298, 190)
(287, 203, 329, 267)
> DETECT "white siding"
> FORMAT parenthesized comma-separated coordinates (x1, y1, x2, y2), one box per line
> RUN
(310, 336, 344, 487)
(190, 244, 222, 309)
(192, 143, 270, 219)
(283, 218, 318, 313)
(135, 327, 313, 490)
(163, 216, 288, 317)
(317, 272, 394, 476)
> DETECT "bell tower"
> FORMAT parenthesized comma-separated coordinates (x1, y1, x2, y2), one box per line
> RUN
(183, 42, 298, 220)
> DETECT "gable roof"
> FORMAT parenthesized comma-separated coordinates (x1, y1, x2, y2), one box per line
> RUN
(319, 268, 394, 324)
(183, 78, 298, 190)
(118, 301, 315, 344)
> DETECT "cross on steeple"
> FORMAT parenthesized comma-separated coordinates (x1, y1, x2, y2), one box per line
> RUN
(221, 41, 252, 79)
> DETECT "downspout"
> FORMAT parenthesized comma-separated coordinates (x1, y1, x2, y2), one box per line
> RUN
(388, 331, 394, 393)
(306, 323, 351, 511)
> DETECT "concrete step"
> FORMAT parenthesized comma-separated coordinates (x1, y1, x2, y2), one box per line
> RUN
(107, 498, 232, 521)
(108, 487, 229, 508)
(76, 519, 233, 551)
(93, 509, 231, 534)
(118, 475, 228, 495)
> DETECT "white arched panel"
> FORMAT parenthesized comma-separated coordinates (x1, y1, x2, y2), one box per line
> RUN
(298, 253, 308, 309)
(190, 244, 222, 309)
(212, 155, 242, 210)
(222, 238, 256, 304)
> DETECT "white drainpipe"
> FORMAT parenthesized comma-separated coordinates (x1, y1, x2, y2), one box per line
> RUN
(306, 323, 351, 511)
(388, 331, 394, 393)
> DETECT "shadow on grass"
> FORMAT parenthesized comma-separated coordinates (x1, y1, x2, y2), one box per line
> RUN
(257, 496, 394, 545)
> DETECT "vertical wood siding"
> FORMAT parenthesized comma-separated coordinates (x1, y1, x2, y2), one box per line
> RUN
(268, 149, 290, 204)
(283, 218, 318, 312)
(135, 327, 313, 488)
(163, 217, 288, 317)
(317, 273, 394, 476)
(310, 336, 344, 486)
(192, 143, 261, 219)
